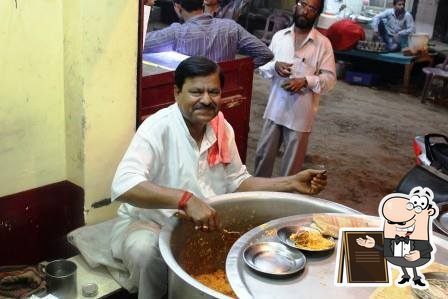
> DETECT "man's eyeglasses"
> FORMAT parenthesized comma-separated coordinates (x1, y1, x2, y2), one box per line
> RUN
(297, 0, 320, 14)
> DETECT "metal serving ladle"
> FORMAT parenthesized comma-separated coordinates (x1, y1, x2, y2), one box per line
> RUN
(174, 212, 241, 234)
(222, 228, 241, 235)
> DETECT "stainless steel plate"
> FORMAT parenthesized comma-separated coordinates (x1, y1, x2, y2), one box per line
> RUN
(434, 203, 448, 236)
(277, 226, 336, 252)
(243, 242, 306, 276)
(226, 213, 448, 299)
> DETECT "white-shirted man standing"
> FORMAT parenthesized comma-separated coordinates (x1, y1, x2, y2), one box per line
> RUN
(255, 0, 336, 177)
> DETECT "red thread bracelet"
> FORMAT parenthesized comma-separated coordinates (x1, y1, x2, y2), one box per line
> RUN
(178, 191, 193, 210)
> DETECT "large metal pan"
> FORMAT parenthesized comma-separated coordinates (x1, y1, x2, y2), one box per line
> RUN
(159, 191, 361, 299)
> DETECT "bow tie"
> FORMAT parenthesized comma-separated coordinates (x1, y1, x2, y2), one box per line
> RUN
(395, 235, 410, 245)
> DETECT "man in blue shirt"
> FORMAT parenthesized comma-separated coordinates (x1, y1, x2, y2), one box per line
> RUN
(371, 0, 415, 52)
(144, 0, 273, 67)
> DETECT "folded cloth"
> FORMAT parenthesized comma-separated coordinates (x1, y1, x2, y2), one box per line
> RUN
(0, 265, 46, 299)
(327, 20, 365, 51)
(208, 112, 231, 167)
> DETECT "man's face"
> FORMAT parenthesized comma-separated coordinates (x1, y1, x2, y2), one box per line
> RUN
(294, 0, 321, 29)
(394, 1, 405, 15)
(175, 72, 222, 127)
(382, 196, 436, 240)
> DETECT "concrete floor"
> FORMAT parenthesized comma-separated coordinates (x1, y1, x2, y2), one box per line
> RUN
(245, 74, 448, 216)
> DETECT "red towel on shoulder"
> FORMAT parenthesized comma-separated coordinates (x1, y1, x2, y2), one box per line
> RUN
(208, 112, 231, 166)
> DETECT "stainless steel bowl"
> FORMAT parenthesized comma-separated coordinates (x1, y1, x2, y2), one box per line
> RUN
(243, 241, 306, 276)
(159, 191, 360, 299)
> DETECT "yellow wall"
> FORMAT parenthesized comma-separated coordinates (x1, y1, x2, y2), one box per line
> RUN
(0, 0, 138, 224)
(79, 0, 138, 223)
(64, 0, 84, 188)
(0, 1, 66, 195)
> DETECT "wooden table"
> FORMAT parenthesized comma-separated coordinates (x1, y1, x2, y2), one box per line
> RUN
(335, 49, 434, 92)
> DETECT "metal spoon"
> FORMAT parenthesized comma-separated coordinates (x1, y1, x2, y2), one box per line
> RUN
(222, 228, 241, 235)
(175, 212, 240, 234)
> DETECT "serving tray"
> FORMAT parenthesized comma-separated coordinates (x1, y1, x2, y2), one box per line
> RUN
(226, 213, 448, 299)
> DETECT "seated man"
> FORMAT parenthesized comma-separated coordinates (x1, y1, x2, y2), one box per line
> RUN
(144, 0, 273, 68)
(111, 56, 327, 298)
(371, 0, 415, 52)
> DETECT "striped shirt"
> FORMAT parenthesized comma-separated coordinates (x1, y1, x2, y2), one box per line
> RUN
(144, 14, 273, 68)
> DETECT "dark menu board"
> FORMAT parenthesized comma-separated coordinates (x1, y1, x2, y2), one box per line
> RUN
(338, 231, 389, 283)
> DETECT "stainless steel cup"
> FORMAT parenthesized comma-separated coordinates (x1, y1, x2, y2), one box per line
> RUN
(44, 259, 77, 298)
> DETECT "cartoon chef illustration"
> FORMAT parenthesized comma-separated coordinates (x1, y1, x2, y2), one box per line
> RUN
(356, 186, 439, 288)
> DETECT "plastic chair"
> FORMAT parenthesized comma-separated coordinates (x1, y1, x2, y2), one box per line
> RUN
(253, 10, 293, 45)
(421, 55, 448, 103)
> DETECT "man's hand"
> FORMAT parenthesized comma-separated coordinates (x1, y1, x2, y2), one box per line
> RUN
(183, 195, 219, 232)
(356, 235, 375, 248)
(291, 169, 327, 195)
(275, 61, 292, 77)
(404, 250, 421, 261)
(281, 78, 307, 93)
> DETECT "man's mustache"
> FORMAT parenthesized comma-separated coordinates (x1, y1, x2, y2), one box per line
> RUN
(193, 103, 217, 110)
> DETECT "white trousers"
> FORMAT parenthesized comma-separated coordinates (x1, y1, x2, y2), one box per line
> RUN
(111, 218, 168, 299)
(254, 119, 310, 177)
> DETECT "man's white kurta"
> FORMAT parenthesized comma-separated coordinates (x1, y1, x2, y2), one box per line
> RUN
(258, 26, 336, 132)
(111, 103, 251, 229)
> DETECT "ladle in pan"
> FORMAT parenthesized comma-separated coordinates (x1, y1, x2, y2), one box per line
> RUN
(174, 212, 241, 235)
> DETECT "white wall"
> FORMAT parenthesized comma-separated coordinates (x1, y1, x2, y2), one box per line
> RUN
(415, 0, 438, 37)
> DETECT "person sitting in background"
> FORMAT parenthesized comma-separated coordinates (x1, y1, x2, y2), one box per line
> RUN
(110, 56, 327, 299)
(203, 0, 250, 21)
(144, 0, 273, 68)
(371, 0, 415, 52)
